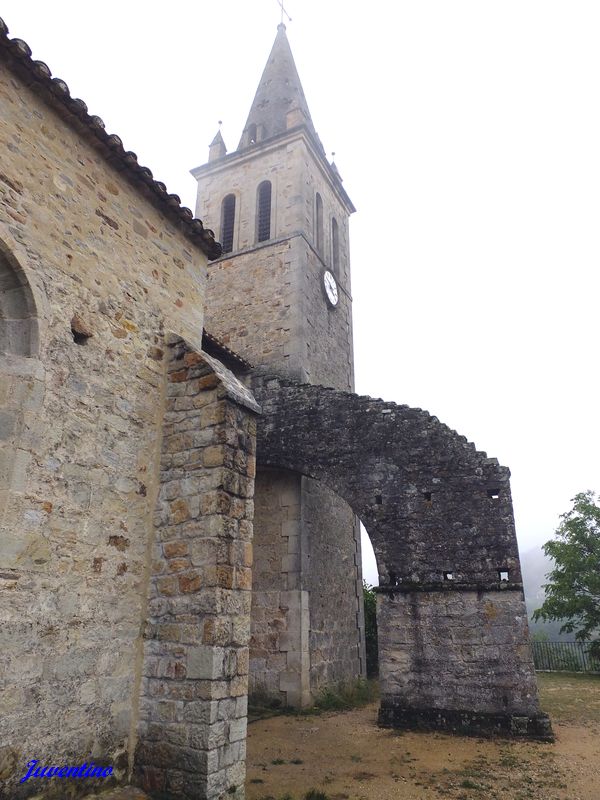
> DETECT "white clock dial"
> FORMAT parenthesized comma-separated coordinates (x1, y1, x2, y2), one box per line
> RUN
(323, 270, 339, 307)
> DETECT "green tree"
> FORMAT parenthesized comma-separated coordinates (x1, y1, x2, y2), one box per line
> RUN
(363, 581, 379, 677)
(533, 491, 600, 658)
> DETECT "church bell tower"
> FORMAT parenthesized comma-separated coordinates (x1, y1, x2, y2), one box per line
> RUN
(192, 23, 356, 391)
(192, 24, 364, 706)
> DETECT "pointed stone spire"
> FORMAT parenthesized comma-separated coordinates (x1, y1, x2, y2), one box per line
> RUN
(237, 24, 317, 151)
(209, 126, 227, 162)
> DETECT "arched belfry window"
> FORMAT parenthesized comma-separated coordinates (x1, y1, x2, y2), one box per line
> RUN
(315, 193, 324, 255)
(0, 244, 38, 357)
(220, 194, 236, 254)
(331, 217, 340, 275)
(256, 181, 272, 243)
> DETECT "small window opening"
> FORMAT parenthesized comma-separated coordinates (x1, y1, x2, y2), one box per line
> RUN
(389, 571, 399, 587)
(487, 489, 500, 500)
(375, 493, 382, 505)
(443, 571, 454, 581)
(331, 217, 340, 274)
(257, 181, 272, 242)
(422, 491, 432, 505)
(71, 314, 92, 345)
(315, 193, 324, 254)
(220, 194, 236, 254)
(498, 569, 509, 582)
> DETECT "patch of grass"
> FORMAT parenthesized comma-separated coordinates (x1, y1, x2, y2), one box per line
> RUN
(351, 771, 376, 781)
(313, 678, 379, 712)
(248, 686, 285, 721)
(250, 778, 265, 784)
(458, 766, 487, 780)
(304, 791, 331, 800)
(271, 758, 286, 765)
(349, 754, 362, 762)
(537, 671, 600, 725)
(251, 679, 379, 720)
(497, 750, 521, 768)
(459, 778, 482, 790)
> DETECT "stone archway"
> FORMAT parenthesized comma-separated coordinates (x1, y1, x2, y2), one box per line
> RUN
(253, 376, 553, 740)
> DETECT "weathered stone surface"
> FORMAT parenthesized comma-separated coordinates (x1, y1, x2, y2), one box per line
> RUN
(254, 379, 522, 586)
(135, 339, 258, 798)
(253, 377, 550, 739)
(0, 56, 215, 798)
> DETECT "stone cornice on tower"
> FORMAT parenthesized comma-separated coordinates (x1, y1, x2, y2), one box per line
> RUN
(191, 124, 356, 216)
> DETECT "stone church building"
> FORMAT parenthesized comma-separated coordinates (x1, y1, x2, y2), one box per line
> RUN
(0, 16, 550, 800)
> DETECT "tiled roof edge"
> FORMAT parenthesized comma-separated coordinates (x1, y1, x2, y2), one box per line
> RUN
(0, 17, 222, 261)
(202, 329, 253, 371)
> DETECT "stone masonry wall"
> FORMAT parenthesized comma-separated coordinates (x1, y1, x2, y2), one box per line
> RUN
(193, 138, 302, 255)
(0, 63, 212, 797)
(254, 380, 524, 585)
(253, 377, 552, 739)
(377, 589, 538, 719)
(299, 246, 353, 391)
(250, 469, 309, 707)
(302, 479, 365, 691)
(135, 339, 258, 800)
(301, 154, 351, 289)
(202, 239, 302, 381)
(194, 133, 354, 391)
(249, 470, 364, 705)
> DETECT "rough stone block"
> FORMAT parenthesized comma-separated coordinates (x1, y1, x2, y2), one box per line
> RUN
(187, 645, 226, 680)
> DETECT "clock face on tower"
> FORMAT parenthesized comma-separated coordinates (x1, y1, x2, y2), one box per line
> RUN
(323, 270, 339, 307)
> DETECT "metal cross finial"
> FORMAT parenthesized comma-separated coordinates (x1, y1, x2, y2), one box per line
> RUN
(277, 0, 292, 24)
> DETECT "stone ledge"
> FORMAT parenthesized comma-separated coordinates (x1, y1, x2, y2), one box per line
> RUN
(374, 582, 524, 594)
(378, 701, 554, 742)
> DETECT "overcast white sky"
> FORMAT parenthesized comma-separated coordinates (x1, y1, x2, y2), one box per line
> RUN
(2, 1, 599, 582)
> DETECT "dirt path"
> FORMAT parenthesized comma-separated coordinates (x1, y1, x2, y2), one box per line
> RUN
(246, 676, 600, 800)
(78, 675, 599, 800)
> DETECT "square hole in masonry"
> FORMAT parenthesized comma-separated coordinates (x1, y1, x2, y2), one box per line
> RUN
(443, 571, 454, 581)
(498, 569, 509, 582)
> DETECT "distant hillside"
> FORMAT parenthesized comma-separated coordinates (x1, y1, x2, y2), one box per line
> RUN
(520, 545, 574, 641)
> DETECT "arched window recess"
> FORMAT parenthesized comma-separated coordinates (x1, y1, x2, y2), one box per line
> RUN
(331, 217, 340, 275)
(220, 193, 236, 254)
(0, 243, 38, 357)
(315, 193, 324, 256)
(256, 181, 272, 243)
